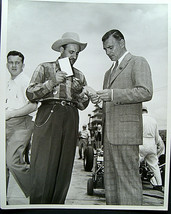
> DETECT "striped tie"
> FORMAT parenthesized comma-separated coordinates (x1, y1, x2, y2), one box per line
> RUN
(109, 60, 118, 85)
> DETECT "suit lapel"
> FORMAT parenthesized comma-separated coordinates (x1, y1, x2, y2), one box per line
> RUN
(108, 53, 132, 88)
(103, 69, 111, 89)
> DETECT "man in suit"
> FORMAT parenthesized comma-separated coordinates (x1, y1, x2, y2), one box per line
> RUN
(91, 29, 153, 205)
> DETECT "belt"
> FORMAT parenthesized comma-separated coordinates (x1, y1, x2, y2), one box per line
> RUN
(42, 99, 76, 107)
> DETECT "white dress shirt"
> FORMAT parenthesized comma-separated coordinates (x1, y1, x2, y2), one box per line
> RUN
(111, 51, 129, 100)
(6, 72, 30, 111)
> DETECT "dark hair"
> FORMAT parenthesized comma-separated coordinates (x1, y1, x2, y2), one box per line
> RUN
(7, 51, 24, 63)
(102, 29, 124, 43)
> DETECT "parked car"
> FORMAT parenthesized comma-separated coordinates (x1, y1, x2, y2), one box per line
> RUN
(87, 148, 104, 195)
(83, 145, 94, 172)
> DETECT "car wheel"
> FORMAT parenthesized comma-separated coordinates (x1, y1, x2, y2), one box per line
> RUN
(84, 146, 94, 171)
(87, 178, 94, 195)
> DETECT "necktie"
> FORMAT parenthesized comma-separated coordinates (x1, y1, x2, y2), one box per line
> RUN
(109, 60, 118, 85)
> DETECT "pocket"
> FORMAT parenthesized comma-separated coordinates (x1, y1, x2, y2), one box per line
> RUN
(35, 105, 55, 127)
(120, 114, 139, 122)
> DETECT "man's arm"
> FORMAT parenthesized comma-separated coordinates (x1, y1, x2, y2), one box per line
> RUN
(6, 102, 37, 120)
(97, 57, 153, 104)
(73, 74, 90, 110)
(155, 125, 165, 156)
(26, 64, 67, 102)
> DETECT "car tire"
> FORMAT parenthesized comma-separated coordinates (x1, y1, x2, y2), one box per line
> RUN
(84, 146, 94, 171)
(87, 178, 94, 195)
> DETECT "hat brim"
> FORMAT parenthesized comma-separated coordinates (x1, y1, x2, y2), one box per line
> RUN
(52, 39, 87, 52)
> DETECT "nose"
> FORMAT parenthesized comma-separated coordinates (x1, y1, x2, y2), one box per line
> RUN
(12, 63, 17, 68)
(72, 52, 77, 59)
(106, 49, 111, 56)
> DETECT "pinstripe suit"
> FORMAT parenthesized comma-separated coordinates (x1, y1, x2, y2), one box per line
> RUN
(103, 52, 153, 205)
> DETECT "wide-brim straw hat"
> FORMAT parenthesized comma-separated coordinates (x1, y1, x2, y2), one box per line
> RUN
(52, 32, 87, 52)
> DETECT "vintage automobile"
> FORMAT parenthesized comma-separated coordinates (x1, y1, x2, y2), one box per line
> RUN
(83, 145, 94, 172)
(140, 153, 166, 187)
(86, 148, 165, 195)
(87, 148, 104, 196)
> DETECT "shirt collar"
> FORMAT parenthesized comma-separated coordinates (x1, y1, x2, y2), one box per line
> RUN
(111, 51, 129, 68)
(9, 71, 28, 85)
(118, 51, 129, 65)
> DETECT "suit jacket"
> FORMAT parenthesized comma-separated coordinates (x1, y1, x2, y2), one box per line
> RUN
(103, 52, 153, 145)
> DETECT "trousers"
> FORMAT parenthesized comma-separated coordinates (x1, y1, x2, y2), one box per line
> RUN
(30, 103, 79, 204)
(78, 138, 88, 158)
(139, 137, 162, 185)
(6, 116, 34, 197)
(104, 135, 143, 205)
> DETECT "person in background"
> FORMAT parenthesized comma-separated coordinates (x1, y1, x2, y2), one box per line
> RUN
(91, 29, 153, 205)
(95, 124, 102, 149)
(78, 124, 91, 159)
(139, 105, 165, 191)
(26, 32, 89, 204)
(6, 51, 37, 200)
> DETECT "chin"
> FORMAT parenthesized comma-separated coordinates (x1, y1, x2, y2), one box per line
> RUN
(71, 61, 75, 65)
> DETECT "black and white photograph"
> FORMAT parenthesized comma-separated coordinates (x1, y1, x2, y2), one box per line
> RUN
(0, 0, 171, 211)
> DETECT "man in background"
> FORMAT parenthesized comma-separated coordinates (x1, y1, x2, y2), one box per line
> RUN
(78, 124, 91, 159)
(139, 105, 165, 191)
(6, 51, 37, 200)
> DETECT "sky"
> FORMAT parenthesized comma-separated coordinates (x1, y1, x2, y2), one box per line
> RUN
(3, 0, 169, 130)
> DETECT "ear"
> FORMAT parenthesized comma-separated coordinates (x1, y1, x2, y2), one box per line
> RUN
(119, 39, 125, 48)
(59, 47, 64, 54)
(22, 63, 25, 70)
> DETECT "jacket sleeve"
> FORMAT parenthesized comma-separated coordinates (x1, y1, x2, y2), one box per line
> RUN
(113, 57, 153, 104)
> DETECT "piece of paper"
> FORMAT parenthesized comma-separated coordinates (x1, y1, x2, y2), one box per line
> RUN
(84, 85, 97, 95)
(58, 57, 73, 77)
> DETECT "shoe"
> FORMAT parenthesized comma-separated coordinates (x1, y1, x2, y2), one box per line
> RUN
(153, 185, 163, 191)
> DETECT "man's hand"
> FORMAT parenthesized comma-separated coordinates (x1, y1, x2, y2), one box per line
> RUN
(89, 94, 100, 104)
(97, 89, 112, 102)
(72, 77, 83, 93)
(55, 71, 67, 85)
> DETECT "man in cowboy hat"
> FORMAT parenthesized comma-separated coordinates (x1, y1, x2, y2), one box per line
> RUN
(26, 32, 89, 204)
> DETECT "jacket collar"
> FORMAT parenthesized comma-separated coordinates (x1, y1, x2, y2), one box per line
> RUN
(108, 52, 132, 87)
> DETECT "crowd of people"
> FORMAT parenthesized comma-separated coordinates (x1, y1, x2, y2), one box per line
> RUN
(5, 29, 165, 206)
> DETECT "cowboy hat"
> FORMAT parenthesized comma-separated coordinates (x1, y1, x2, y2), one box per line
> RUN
(52, 32, 87, 52)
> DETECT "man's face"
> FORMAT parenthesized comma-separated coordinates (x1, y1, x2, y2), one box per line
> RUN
(7, 55, 24, 79)
(103, 35, 124, 61)
(61, 44, 80, 65)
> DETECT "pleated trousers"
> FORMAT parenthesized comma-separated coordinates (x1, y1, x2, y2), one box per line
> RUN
(6, 116, 34, 197)
(30, 103, 79, 204)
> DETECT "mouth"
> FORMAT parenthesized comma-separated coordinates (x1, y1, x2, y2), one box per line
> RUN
(109, 55, 115, 61)
(70, 59, 76, 64)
